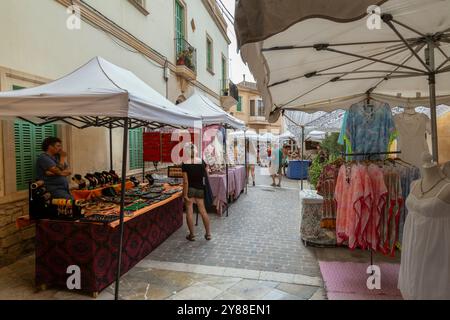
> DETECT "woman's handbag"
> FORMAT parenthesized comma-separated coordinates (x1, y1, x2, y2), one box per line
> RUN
(203, 166, 213, 208)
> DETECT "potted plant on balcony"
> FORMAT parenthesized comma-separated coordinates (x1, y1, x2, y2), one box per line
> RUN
(176, 48, 194, 71)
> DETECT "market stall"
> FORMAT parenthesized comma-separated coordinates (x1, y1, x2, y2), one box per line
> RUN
(0, 56, 201, 298)
(235, 0, 450, 299)
(176, 93, 246, 216)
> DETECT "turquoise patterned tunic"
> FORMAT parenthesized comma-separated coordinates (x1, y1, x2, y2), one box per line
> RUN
(342, 102, 397, 160)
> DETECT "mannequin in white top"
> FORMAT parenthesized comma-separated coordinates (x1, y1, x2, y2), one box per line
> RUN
(410, 152, 450, 203)
(394, 108, 431, 168)
(398, 151, 450, 300)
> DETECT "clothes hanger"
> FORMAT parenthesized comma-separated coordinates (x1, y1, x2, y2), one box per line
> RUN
(393, 157, 411, 167)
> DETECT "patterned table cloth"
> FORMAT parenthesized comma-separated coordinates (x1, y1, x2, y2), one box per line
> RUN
(35, 196, 183, 295)
(300, 190, 336, 247)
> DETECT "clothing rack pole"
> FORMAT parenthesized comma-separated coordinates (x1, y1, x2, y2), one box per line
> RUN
(301, 126, 305, 190)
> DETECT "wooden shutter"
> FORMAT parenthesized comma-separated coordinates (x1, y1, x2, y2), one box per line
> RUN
(237, 96, 242, 112)
(14, 119, 57, 191)
(175, 0, 185, 55)
(129, 128, 143, 170)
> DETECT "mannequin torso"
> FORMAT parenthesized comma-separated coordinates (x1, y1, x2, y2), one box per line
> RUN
(411, 164, 450, 204)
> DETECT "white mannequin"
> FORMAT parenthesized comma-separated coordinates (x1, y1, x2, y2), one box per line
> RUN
(399, 152, 450, 300)
(411, 152, 450, 203)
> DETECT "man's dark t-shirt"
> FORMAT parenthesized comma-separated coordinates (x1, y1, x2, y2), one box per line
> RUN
(36, 153, 70, 198)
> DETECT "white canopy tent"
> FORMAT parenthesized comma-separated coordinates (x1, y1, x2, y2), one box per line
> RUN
(279, 130, 295, 141)
(0, 56, 202, 300)
(177, 93, 245, 130)
(0, 56, 200, 128)
(235, 0, 450, 161)
(228, 129, 259, 141)
(307, 131, 327, 142)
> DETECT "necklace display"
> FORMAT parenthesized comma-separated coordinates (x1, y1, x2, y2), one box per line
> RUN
(419, 177, 446, 198)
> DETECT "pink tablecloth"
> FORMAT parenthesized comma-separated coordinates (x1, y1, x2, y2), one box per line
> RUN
(229, 166, 246, 200)
(208, 166, 247, 216)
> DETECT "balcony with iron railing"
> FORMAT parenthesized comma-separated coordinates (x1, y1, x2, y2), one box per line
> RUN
(175, 38, 197, 80)
(219, 79, 239, 110)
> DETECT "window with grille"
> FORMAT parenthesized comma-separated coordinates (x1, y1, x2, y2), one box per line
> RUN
(175, 0, 185, 55)
(258, 100, 265, 116)
(129, 128, 143, 170)
(250, 100, 256, 116)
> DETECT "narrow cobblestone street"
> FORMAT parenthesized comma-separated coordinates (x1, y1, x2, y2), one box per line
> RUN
(148, 167, 321, 277)
(0, 167, 328, 300)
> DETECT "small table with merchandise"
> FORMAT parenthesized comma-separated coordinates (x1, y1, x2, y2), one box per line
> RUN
(300, 189, 336, 247)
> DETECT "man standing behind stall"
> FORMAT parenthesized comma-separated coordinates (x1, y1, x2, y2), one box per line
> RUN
(36, 137, 72, 199)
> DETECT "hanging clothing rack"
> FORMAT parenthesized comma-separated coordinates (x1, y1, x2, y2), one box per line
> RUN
(339, 150, 402, 274)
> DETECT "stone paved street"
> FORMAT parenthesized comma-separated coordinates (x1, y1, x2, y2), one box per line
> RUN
(0, 167, 328, 300)
(148, 167, 321, 277)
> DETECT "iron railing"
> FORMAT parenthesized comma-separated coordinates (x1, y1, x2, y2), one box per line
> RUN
(175, 38, 197, 73)
(220, 79, 239, 100)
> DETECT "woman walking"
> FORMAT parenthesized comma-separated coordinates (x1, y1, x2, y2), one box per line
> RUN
(181, 143, 212, 241)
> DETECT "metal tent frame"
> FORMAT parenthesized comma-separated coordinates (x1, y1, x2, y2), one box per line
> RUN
(263, 14, 450, 162)
(19, 115, 191, 300)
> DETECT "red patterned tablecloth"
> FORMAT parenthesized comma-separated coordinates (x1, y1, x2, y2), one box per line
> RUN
(35, 196, 183, 295)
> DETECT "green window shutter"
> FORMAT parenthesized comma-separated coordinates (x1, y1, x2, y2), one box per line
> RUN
(175, 0, 185, 55)
(129, 128, 143, 170)
(221, 57, 226, 87)
(14, 120, 56, 191)
(237, 96, 242, 112)
(15, 121, 33, 191)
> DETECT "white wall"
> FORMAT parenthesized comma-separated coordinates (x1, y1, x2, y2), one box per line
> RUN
(0, 0, 230, 189)
(186, 0, 230, 94)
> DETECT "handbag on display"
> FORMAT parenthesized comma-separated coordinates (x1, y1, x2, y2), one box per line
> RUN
(129, 176, 140, 187)
(145, 173, 155, 186)
(84, 173, 98, 189)
(72, 174, 87, 190)
(109, 170, 120, 184)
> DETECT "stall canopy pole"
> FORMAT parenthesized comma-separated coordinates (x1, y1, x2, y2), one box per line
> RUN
(244, 131, 248, 194)
(109, 123, 113, 171)
(426, 39, 439, 163)
(142, 128, 145, 181)
(115, 117, 129, 300)
(301, 125, 305, 191)
(225, 128, 229, 217)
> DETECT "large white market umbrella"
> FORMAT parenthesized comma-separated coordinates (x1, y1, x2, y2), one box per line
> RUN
(235, 0, 450, 161)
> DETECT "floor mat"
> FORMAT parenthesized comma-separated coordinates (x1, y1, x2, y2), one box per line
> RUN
(318, 261, 403, 300)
